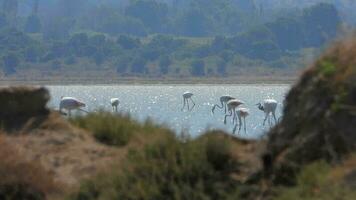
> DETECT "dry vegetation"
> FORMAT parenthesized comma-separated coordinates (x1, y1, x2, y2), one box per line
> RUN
(0, 135, 59, 200)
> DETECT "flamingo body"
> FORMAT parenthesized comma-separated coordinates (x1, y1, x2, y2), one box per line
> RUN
(110, 98, 120, 112)
(224, 99, 244, 124)
(257, 99, 278, 126)
(181, 92, 195, 111)
(59, 97, 86, 116)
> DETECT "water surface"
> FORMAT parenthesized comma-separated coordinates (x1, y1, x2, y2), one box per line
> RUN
(47, 85, 289, 138)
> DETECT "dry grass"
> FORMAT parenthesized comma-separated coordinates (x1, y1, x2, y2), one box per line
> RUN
(0, 135, 60, 200)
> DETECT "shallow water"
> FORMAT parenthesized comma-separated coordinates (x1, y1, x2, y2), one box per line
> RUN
(47, 85, 290, 139)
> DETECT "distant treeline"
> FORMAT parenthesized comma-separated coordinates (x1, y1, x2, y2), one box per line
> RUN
(0, 1, 341, 77)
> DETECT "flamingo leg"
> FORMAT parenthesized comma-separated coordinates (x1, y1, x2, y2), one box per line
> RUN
(233, 123, 238, 135)
(68, 109, 72, 117)
(181, 98, 186, 111)
(244, 117, 246, 133)
(263, 113, 268, 126)
(272, 111, 277, 124)
(212, 105, 216, 113)
(187, 99, 190, 111)
(189, 98, 195, 111)
(268, 114, 271, 127)
(238, 115, 242, 133)
(224, 110, 232, 124)
(232, 108, 237, 124)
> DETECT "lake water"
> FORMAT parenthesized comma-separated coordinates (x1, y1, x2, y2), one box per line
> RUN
(47, 85, 290, 139)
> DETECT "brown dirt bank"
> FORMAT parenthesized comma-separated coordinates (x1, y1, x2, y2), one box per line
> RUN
(263, 36, 356, 186)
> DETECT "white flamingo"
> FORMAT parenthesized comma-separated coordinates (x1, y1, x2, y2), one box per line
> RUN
(59, 97, 87, 117)
(256, 99, 278, 126)
(224, 99, 244, 124)
(181, 92, 195, 111)
(110, 98, 120, 112)
(212, 95, 235, 114)
(233, 108, 249, 134)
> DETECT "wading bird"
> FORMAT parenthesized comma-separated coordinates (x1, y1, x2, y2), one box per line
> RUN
(224, 99, 244, 124)
(233, 108, 249, 134)
(212, 95, 235, 114)
(181, 92, 195, 111)
(256, 99, 278, 126)
(59, 97, 87, 117)
(110, 98, 120, 112)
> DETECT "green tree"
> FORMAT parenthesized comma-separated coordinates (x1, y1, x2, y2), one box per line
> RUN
(125, 0, 168, 32)
(191, 59, 205, 76)
(130, 57, 146, 74)
(93, 50, 105, 66)
(217, 59, 227, 76)
(2, 53, 19, 75)
(116, 35, 141, 49)
(51, 59, 61, 70)
(116, 56, 131, 74)
(0, 13, 7, 29)
(24, 14, 41, 33)
(24, 46, 41, 63)
(89, 34, 106, 47)
(159, 56, 171, 75)
(176, 9, 210, 37)
(302, 3, 341, 47)
(2, 0, 18, 26)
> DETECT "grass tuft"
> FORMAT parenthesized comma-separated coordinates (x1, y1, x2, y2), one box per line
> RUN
(70, 111, 173, 147)
(68, 132, 243, 200)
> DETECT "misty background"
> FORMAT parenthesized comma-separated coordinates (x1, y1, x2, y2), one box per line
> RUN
(0, 0, 354, 78)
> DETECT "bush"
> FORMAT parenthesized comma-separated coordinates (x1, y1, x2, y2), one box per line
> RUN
(70, 112, 173, 147)
(274, 161, 356, 200)
(190, 59, 205, 76)
(68, 132, 243, 200)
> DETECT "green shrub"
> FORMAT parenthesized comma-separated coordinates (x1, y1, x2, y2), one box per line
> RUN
(68, 133, 243, 200)
(274, 161, 356, 200)
(70, 112, 172, 147)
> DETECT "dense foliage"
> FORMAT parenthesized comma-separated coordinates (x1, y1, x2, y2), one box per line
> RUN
(0, 1, 344, 77)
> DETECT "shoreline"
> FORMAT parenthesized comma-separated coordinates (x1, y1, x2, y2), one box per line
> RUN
(0, 76, 297, 86)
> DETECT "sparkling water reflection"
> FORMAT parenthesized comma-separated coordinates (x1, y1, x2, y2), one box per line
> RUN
(47, 85, 290, 139)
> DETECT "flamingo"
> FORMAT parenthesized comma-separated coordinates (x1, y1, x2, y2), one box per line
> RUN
(256, 99, 278, 126)
(212, 95, 235, 114)
(181, 92, 195, 111)
(110, 98, 120, 112)
(224, 99, 244, 124)
(233, 108, 249, 134)
(59, 97, 87, 117)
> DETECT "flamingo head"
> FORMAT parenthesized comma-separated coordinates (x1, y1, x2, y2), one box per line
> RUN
(256, 103, 264, 111)
(76, 100, 86, 108)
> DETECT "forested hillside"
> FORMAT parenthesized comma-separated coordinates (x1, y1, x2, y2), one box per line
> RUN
(0, 0, 348, 79)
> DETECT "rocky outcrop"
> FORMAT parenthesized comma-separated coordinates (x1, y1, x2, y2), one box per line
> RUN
(264, 37, 356, 185)
(0, 87, 50, 130)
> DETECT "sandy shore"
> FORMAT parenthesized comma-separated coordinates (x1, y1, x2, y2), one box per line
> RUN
(0, 76, 297, 86)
